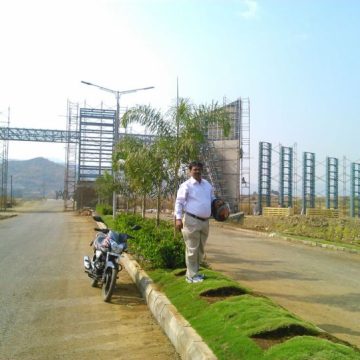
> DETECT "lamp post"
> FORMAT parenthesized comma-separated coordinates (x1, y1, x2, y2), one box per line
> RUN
(81, 81, 154, 218)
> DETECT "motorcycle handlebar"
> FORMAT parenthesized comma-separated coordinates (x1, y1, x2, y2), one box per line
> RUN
(94, 228, 110, 233)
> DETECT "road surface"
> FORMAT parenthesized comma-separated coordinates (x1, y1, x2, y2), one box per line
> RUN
(206, 223, 360, 348)
(0, 200, 179, 360)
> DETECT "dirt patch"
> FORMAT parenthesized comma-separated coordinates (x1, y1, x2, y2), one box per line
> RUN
(252, 324, 317, 350)
(200, 286, 246, 303)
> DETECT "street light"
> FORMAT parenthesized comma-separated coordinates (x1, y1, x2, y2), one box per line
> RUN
(81, 80, 155, 218)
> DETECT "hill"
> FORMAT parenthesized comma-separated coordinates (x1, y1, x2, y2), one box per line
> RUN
(8, 157, 65, 199)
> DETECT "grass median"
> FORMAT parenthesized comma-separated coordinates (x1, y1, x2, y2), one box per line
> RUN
(100, 212, 360, 359)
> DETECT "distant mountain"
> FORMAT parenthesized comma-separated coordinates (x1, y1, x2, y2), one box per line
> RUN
(8, 157, 65, 198)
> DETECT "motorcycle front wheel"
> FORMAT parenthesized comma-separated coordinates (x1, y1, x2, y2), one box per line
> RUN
(102, 268, 117, 302)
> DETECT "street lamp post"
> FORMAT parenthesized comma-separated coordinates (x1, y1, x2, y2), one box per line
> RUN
(81, 81, 154, 219)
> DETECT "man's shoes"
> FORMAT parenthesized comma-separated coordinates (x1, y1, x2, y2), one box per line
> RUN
(186, 274, 204, 283)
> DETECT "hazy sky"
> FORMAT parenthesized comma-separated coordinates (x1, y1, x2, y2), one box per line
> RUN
(1, 0, 360, 179)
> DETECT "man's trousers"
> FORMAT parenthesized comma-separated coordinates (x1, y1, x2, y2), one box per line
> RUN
(181, 213, 209, 278)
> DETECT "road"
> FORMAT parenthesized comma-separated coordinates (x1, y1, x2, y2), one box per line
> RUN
(206, 223, 360, 348)
(0, 200, 179, 360)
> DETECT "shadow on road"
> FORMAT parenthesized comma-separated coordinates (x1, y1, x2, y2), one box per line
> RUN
(109, 281, 145, 306)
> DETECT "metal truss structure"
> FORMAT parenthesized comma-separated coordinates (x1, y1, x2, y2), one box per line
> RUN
(279, 146, 293, 208)
(78, 108, 115, 181)
(326, 156, 339, 209)
(302, 152, 316, 212)
(0, 127, 78, 143)
(350, 162, 360, 217)
(258, 141, 272, 213)
(64, 101, 79, 210)
(0, 112, 9, 211)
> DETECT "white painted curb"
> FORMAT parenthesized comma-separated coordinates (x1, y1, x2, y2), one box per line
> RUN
(121, 254, 217, 360)
(92, 215, 217, 359)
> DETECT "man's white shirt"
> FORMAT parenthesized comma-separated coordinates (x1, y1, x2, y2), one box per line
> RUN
(175, 177, 215, 220)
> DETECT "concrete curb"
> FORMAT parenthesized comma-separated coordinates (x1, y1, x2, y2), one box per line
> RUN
(92, 215, 217, 359)
(121, 254, 217, 360)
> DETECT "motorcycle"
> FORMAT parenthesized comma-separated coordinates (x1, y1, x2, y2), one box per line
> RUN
(83, 226, 139, 302)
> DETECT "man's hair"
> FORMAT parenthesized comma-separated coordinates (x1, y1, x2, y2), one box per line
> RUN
(188, 161, 203, 170)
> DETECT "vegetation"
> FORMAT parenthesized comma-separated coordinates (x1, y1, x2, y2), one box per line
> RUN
(149, 268, 360, 360)
(240, 215, 360, 249)
(113, 213, 185, 269)
(95, 203, 113, 216)
(108, 98, 231, 224)
(94, 171, 114, 207)
(98, 213, 360, 359)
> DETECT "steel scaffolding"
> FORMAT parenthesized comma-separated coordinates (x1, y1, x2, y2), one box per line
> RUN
(279, 146, 293, 207)
(78, 108, 116, 181)
(0, 110, 9, 211)
(0, 127, 78, 142)
(64, 101, 79, 210)
(240, 98, 251, 212)
(350, 162, 360, 217)
(302, 152, 316, 212)
(326, 157, 339, 209)
(258, 141, 272, 213)
(202, 98, 249, 212)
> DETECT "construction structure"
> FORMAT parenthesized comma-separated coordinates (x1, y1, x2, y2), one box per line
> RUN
(256, 141, 360, 218)
(302, 152, 316, 213)
(0, 109, 9, 211)
(63, 101, 79, 210)
(279, 146, 293, 208)
(1, 97, 250, 213)
(258, 141, 272, 213)
(350, 162, 360, 217)
(203, 98, 250, 213)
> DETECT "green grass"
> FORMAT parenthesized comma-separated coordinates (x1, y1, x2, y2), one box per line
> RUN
(99, 213, 360, 359)
(280, 233, 360, 253)
(264, 336, 360, 360)
(149, 268, 360, 360)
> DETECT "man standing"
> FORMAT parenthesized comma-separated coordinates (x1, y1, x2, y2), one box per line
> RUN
(175, 161, 216, 283)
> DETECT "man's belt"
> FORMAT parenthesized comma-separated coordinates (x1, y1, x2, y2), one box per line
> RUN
(185, 212, 208, 221)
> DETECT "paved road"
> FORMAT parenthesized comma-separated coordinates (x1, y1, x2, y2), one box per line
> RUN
(0, 200, 179, 360)
(206, 223, 360, 348)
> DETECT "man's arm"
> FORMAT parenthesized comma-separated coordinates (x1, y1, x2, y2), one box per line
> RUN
(174, 183, 187, 231)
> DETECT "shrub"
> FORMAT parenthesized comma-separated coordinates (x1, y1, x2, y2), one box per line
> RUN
(96, 204, 113, 215)
(114, 213, 185, 269)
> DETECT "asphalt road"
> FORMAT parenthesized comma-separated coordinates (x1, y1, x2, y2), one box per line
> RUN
(206, 223, 360, 348)
(0, 200, 179, 360)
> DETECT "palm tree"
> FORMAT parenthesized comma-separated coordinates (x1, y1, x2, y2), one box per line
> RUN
(122, 98, 231, 198)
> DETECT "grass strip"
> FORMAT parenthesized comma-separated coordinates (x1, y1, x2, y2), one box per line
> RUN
(149, 268, 360, 360)
(264, 336, 360, 360)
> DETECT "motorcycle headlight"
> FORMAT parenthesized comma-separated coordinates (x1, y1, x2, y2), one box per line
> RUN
(110, 241, 124, 254)
(95, 250, 102, 258)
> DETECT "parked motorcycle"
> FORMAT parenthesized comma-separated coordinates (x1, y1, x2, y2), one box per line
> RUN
(83, 226, 138, 302)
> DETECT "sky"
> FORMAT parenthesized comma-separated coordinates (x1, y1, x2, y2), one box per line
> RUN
(1, 0, 360, 189)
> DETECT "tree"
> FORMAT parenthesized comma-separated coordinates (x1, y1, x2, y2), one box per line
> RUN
(114, 136, 160, 218)
(122, 98, 231, 198)
(94, 171, 114, 205)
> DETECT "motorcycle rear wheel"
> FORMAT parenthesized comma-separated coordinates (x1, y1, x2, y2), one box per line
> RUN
(102, 268, 117, 302)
